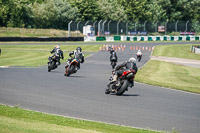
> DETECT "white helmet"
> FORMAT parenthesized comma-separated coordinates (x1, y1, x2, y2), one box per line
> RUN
(129, 57, 136, 62)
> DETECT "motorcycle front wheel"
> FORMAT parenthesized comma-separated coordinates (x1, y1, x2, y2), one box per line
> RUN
(66, 65, 75, 76)
(48, 61, 55, 72)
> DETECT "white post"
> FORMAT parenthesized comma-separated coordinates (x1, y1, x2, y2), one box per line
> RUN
(98, 20, 102, 36)
(135, 22, 137, 31)
(77, 21, 80, 36)
(117, 21, 121, 35)
(126, 21, 129, 35)
(175, 20, 179, 32)
(102, 20, 107, 35)
(144, 21, 147, 31)
(165, 21, 168, 35)
(93, 20, 97, 36)
(185, 20, 189, 32)
(108, 20, 111, 33)
(85, 21, 89, 26)
(68, 21, 73, 37)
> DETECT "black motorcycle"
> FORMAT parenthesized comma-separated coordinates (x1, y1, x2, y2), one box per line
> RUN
(111, 60, 117, 69)
(137, 54, 142, 62)
(48, 56, 59, 72)
(105, 69, 135, 96)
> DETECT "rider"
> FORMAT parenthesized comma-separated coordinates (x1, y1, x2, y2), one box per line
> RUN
(48, 45, 64, 65)
(66, 47, 84, 70)
(136, 50, 142, 58)
(111, 57, 138, 87)
(110, 48, 118, 65)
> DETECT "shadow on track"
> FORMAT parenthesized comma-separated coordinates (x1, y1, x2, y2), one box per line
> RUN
(64, 75, 85, 78)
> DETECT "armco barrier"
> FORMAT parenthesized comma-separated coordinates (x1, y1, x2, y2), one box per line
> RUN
(0, 37, 84, 42)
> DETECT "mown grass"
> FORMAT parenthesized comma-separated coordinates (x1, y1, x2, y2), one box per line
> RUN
(152, 44, 200, 60)
(0, 105, 162, 133)
(0, 27, 83, 37)
(0, 45, 100, 66)
(136, 44, 200, 94)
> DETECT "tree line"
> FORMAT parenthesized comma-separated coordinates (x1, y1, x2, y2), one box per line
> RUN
(0, 0, 199, 30)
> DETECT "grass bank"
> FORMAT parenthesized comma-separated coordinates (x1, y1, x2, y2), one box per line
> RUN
(136, 44, 200, 94)
(152, 44, 200, 60)
(0, 45, 100, 66)
(0, 105, 162, 133)
(0, 27, 83, 37)
(135, 60, 200, 94)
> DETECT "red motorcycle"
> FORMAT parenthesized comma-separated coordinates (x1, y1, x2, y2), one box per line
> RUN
(64, 58, 79, 76)
(105, 69, 136, 96)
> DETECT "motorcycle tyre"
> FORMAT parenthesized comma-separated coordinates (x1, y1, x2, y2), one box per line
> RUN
(67, 65, 75, 76)
(111, 62, 116, 69)
(48, 61, 55, 72)
(115, 80, 129, 96)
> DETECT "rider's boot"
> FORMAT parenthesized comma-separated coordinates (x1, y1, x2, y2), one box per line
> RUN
(110, 75, 117, 83)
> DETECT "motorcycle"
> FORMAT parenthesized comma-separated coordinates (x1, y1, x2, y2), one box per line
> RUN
(137, 54, 142, 62)
(48, 56, 59, 72)
(111, 60, 117, 69)
(105, 69, 135, 96)
(64, 58, 80, 76)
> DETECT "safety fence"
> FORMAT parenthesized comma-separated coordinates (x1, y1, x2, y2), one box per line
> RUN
(84, 35, 200, 42)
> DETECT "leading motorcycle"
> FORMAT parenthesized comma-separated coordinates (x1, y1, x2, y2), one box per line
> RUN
(105, 69, 135, 96)
(48, 56, 59, 72)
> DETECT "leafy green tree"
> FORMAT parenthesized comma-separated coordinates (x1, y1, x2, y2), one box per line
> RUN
(0, 0, 11, 26)
(97, 0, 127, 21)
(117, 0, 151, 22)
(177, 0, 200, 21)
(69, 0, 101, 21)
(30, 0, 78, 29)
(147, 0, 167, 23)
(0, 0, 44, 27)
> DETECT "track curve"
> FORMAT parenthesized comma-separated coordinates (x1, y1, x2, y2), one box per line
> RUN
(0, 42, 200, 133)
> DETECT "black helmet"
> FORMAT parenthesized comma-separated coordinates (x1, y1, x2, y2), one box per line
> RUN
(76, 47, 82, 52)
(110, 48, 114, 54)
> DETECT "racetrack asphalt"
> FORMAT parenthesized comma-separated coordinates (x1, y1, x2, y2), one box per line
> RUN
(0, 42, 200, 133)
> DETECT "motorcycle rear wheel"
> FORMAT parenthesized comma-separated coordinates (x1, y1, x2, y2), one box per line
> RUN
(115, 80, 129, 96)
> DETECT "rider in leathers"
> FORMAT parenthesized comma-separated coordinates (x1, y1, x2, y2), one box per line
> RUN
(66, 47, 84, 69)
(110, 48, 118, 65)
(136, 50, 142, 61)
(48, 45, 64, 65)
(112, 57, 138, 87)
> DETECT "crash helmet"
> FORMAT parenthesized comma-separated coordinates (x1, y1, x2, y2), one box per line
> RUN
(129, 57, 136, 62)
(110, 48, 114, 54)
(76, 47, 82, 52)
(55, 45, 60, 49)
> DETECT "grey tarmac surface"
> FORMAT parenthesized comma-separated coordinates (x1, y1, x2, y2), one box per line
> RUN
(0, 42, 200, 133)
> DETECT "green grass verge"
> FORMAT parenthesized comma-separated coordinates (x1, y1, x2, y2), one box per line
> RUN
(0, 105, 162, 133)
(0, 27, 83, 37)
(0, 45, 100, 66)
(135, 60, 200, 94)
(152, 44, 200, 60)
